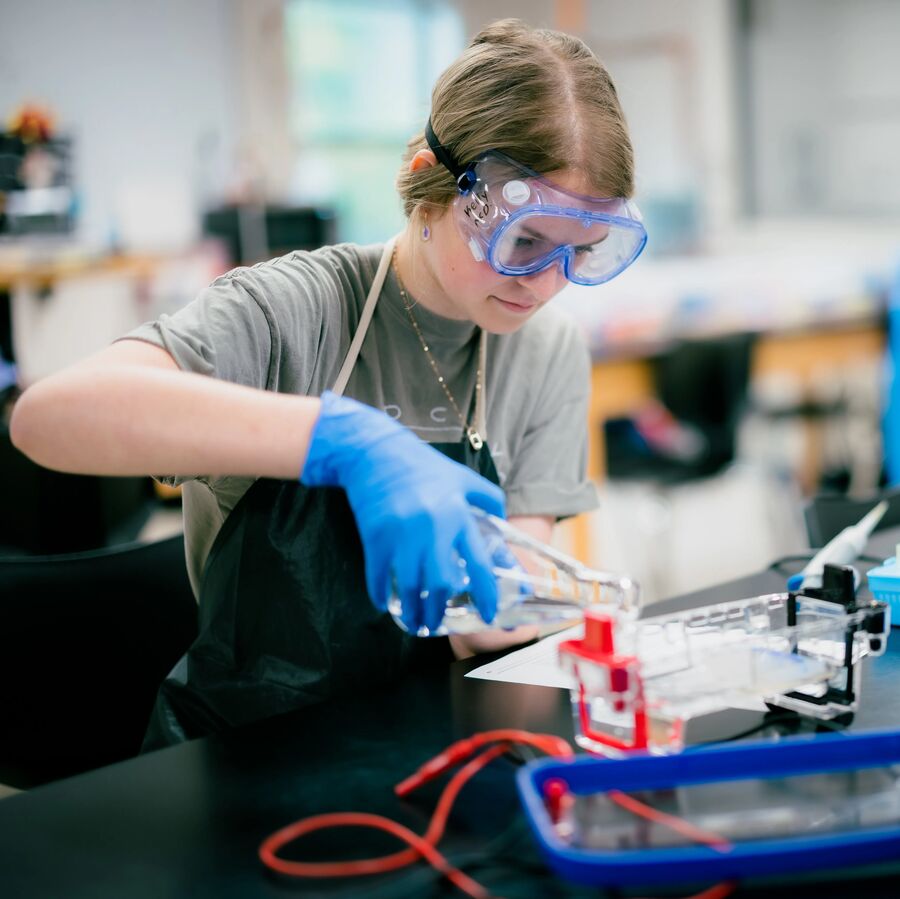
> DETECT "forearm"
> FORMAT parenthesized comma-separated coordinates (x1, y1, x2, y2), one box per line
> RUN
(11, 361, 321, 479)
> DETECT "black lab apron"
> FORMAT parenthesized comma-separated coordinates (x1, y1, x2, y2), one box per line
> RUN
(144, 238, 497, 749)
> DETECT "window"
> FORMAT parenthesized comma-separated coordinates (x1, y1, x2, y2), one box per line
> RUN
(285, 0, 463, 244)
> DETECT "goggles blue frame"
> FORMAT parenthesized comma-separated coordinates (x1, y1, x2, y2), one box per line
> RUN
(425, 120, 647, 286)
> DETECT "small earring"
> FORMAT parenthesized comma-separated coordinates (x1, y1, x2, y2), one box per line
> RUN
(422, 219, 430, 241)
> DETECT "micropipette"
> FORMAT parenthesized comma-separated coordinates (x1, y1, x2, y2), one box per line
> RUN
(788, 500, 889, 591)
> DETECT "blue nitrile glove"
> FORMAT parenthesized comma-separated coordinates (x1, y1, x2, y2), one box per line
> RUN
(301, 391, 505, 633)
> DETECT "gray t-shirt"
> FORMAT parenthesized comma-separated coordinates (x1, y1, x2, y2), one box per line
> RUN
(124, 241, 598, 597)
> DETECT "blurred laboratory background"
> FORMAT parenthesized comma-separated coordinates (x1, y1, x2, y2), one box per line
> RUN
(2, 0, 900, 603)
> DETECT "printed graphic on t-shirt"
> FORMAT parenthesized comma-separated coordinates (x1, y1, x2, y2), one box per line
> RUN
(382, 399, 508, 485)
(382, 402, 458, 434)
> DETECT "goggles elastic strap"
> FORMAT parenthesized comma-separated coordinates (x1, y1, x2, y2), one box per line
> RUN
(425, 119, 477, 193)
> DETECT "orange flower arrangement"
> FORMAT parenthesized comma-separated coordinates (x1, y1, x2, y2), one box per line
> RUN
(7, 103, 56, 144)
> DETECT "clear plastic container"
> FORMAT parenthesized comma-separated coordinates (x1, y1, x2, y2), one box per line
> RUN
(560, 590, 890, 757)
(388, 512, 640, 637)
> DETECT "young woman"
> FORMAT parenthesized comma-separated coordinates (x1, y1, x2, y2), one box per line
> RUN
(10, 20, 645, 745)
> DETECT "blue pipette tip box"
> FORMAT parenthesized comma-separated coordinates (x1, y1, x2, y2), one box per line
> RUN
(866, 555, 900, 627)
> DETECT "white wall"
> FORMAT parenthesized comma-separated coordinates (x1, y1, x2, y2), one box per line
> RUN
(747, 0, 900, 218)
(0, 0, 239, 248)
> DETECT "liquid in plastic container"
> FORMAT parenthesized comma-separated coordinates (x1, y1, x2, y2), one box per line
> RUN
(388, 512, 640, 637)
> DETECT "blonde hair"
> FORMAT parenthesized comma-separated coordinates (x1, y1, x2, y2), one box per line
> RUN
(396, 19, 634, 218)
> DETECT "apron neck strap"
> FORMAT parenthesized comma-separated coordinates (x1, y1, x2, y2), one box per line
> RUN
(331, 234, 489, 444)
(332, 235, 398, 398)
(475, 329, 487, 440)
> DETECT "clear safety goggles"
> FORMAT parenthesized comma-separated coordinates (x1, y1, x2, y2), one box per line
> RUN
(450, 150, 647, 286)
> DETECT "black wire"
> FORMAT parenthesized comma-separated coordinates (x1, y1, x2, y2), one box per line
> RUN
(857, 554, 884, 566)
(319, 804, 595, 899)
(768, 554, 884, 583)
(686, 710, 851, 748)
(768, 554, 815, 570)
(692, 712, 800, 745)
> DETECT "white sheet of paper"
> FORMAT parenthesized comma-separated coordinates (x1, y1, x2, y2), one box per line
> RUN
(464, 625, 582, 690)
(464, 623, 767, 712)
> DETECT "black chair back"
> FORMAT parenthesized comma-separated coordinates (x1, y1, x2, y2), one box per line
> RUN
(0, 420, 154, 554)
(0, 535, 197, 788)
(654, 333, 755, 475)
(605, 333, 756, 482)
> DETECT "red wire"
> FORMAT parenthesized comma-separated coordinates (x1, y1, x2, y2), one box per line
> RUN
(686, 884, 738, 899)
(607, 789, 734, 853)
(598, 791, 737, 899)
(259, 728, 738, 899)
(259, 811, 492, 899)
(259, 741, 514, 898)
(633, 883, 738, 899)
(394, 729, 573, 797)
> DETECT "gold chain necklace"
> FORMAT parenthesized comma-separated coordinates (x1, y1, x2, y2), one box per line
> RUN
(391, 246, 484, 450)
